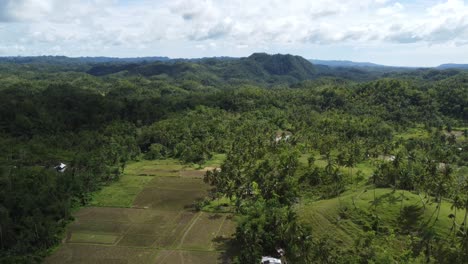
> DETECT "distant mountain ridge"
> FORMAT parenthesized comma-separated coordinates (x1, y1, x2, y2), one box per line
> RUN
(0, 55, 171, 64)
(437, 63, 468, 69)
(310, 59, 386, 68)
(1, 54, 466, 83)
(0, 55, 466, 70)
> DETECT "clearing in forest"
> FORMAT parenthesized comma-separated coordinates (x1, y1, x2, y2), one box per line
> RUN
(45, 158, 235, 264)
(298, 188, 467, 252)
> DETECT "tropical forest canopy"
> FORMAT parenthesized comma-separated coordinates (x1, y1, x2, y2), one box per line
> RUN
(0, 53, 467, 263)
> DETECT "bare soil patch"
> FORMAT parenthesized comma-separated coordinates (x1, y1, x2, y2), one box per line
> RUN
(154, 250, 220, 264)
(133, 188, 206, 210)
(44, 244, 158, 264)
(179, 170, 206, 178)
(68, 233, 119, 244)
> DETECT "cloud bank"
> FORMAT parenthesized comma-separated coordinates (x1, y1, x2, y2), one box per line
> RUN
(0, 0, 468, 66)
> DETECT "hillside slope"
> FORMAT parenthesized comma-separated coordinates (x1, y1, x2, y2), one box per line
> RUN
(86, 53, 316, 84)
(298, 188, 465, 260)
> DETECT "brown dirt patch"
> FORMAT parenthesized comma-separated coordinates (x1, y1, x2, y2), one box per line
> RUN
(201, 167, 220, 172)
(133, 188, 207, 210)
(116, 234, 157, 247)
(179, 170, 206, 178)
(68, 220, 131, 234)
(44, 244, 158, 264)
(154, 250, 221, 264)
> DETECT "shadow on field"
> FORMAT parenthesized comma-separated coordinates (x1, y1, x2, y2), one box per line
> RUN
(398, 205, 424, 234)
(214, 236, 238, 264)
(183, 197, 205, 211)
(208, 214, 223, 220)
(369, 191, 400, 208)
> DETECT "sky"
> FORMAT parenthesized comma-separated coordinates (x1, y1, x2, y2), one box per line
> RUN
(0, 0, 467, 66)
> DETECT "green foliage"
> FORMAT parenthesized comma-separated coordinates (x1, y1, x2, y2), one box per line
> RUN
(0, 54, 467, 262)
(234, 199, 312, 264)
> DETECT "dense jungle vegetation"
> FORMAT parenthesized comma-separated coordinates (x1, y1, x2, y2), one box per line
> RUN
(0, 53, 467, 263)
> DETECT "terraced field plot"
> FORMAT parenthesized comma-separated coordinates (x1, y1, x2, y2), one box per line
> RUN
(46, 159, 235, 264)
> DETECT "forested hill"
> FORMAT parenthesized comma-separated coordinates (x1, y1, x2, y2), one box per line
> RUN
(1, 53, 467, 84)
(86, 53, 317, 84)
(83, 53, 466, 83)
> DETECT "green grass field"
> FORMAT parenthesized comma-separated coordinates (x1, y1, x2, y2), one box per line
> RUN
(394, 127, 430, 140)
(90, 158, 209, 207)
(298, 187, 466, 252)
(201, 153, 226, 168)
(89, 175, 154, 207)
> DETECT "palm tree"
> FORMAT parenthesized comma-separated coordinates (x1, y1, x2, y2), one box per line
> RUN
(345, 153, 356, 187)
(460, 178, 468, 234)
(392, 152, 404, 191)
(450, 194, 463, 234)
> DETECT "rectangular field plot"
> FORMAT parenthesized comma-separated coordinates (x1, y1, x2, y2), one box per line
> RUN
(66, 207, 198, 247)
(44, 244, 158, 264)
(116, 234, 157, 247)
(212, 216, 236, 251)
(89, 175, 154, 207)
(180, 213, 233, 251)
(154, 250, 221, 264)
(179, 170, 207, 178)
(133, 188, 207, 210)
(68, 233, 119, 244)
(68, 220, 131, 234)
(124, 160, 186, 175)
(116, 211, 195, 248)
(144, 177, 208, 190)
(74, 207, 180, 224)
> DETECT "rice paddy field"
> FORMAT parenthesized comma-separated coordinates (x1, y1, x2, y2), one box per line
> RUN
(45, 159, 235, 264)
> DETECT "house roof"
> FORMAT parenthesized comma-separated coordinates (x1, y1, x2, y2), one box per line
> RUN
(261, 256, 281, 264)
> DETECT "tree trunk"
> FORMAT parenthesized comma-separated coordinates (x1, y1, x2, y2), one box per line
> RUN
(0, 224, 3, 249)
(425, 241, 431, 264)
(400, 191, 404, 213)
(373, 187, 377, 210)
(451, 208, 458, 233)
(435, 197, 442, 222)
(418, 192, 426, 211)
(463, 206, 468, 234)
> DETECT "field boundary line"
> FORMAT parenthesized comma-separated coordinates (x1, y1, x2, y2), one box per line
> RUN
(149, 210, 184, 249)
(210, 214, 227, 250)
(177, 212, 203, 249)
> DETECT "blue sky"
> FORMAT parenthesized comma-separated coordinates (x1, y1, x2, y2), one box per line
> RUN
(0, 0, 467, 66)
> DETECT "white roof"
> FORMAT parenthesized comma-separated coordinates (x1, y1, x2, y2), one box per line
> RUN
(261, 256, 281, 264)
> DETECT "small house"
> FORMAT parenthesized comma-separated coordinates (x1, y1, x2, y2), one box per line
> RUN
(55, 163, 67, 173)
(261, 256, 281, 264)
(274, 131, 292, 143)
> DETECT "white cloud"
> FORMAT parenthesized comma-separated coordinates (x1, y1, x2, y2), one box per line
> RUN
(377, 2, 404, 16)
(0, 0, 467, 65)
